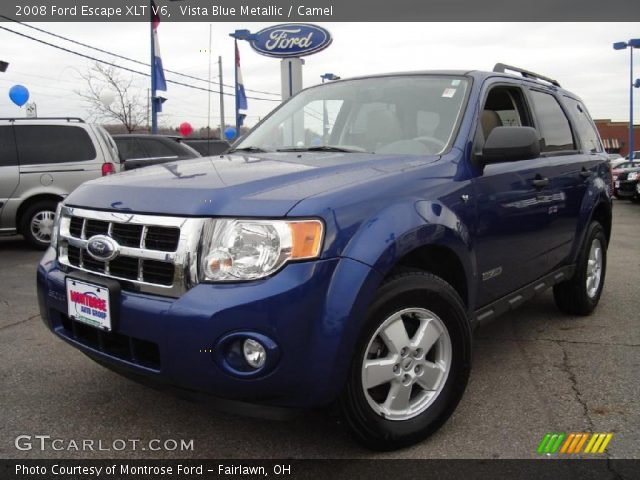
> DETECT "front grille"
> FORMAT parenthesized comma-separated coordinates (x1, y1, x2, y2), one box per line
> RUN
(145, 226, 180, 251)
(619, 181, 636, 193)
(57, 206, 204, 297)
(84, 219, 109, 237)
(66, 245, 174, 285)
(59, 314, 161, 370)
(112, 223, 144, 248)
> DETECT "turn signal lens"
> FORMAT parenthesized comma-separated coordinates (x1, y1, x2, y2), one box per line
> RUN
(289, 220, 323, 259)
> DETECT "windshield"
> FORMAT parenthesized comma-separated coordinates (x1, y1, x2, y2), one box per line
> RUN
(237, 75, 469, 156)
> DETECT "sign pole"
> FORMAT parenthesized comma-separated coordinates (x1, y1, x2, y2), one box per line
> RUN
(234, 38, 239, 136)
(150, 0, 158, 134)
(218, 56, 225, 139)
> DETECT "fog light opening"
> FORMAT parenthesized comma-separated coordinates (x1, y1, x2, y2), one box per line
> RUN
(243, 338, 266, 369)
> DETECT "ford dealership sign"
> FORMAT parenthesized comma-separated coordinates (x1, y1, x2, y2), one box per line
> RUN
(250, 24, 332, 58)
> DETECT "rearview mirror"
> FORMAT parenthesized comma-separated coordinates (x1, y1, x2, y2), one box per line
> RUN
(481, 126, 540, 164)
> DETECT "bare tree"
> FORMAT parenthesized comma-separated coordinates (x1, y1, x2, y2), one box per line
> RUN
(76, 63, 147, 133)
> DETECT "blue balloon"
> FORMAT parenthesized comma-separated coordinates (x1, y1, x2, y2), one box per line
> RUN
(224, 127, 237, 141)
(9, 85, 29, 107)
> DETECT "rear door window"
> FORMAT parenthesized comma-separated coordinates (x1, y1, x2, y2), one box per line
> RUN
(0, 126, 18, 167)
(14, 125, 96, 165)
(528, 90, 575, 153)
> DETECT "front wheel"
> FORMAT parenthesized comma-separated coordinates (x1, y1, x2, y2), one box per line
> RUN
(340, 272, 471, 451)
(553, 221, 607, 315)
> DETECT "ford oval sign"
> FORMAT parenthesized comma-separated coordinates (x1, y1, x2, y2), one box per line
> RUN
(250, 24, 332, 58)
(86, 235, 119, 262)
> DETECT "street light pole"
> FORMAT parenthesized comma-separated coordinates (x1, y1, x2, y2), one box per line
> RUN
(630, 46, 634, 159)
(614, 39, 640, 159)
(207, 24, 212, 141)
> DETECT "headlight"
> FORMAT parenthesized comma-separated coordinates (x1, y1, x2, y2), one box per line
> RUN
(199, 219, 324, 282)
(629, 172, 639, 181)
(50, 202, 63, 251)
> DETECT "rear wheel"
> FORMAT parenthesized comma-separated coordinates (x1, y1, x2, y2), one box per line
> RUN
(553, 221, 607, 315)
(340, 272, 471, 450)
(20, 200, 58, 250)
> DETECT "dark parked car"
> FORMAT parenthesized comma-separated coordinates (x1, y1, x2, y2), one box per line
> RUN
(615, 166, 640, 201)
(113, 134, 200, 170)
(38, 64, 612, 450)
(612, 160, 640, 196)
(182, 138, 230, 156)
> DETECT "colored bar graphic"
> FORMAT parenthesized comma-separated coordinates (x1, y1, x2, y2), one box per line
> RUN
(550, 434, 565, 453)
(560, 433, 575, 453)
(597, 434, 613, 453)
(539, 433, 613, 455)
(537, 433, 552, 455)
(537, 433, 565, 454)
(574, 433, 589, 453)
(584, 434, 599, 453)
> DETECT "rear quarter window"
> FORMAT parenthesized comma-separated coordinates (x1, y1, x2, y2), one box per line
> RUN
(14, 125, 97, 165)
(0, 126, 18, 167)
(563, 97, 603, 153)
(137, 138, 180, 158)
(115, 138, 147, 160)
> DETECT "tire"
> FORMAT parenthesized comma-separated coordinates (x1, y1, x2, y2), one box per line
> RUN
(553, 221, 607, 315)
(20, 200, 59, 250)
(339, 271, 472, 451)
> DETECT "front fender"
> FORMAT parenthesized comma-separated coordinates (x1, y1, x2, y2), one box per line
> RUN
(341, 199, 473, 276)
(571, 174, 612, 263)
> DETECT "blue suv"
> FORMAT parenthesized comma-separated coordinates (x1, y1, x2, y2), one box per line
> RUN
(37, 64, 612, 450)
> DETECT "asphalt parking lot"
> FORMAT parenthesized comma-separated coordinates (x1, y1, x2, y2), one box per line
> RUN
(1, 201, 638, 460)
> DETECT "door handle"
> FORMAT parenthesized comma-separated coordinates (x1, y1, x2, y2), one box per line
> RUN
(532, 177, 549, 188)
(579, 169, 591, 178)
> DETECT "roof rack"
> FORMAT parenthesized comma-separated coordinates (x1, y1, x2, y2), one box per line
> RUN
(0, 117, 85, 123)
(493, 63, 561, 87)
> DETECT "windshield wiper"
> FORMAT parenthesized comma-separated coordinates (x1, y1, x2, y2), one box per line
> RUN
(276, 146, 369, 153)
(227, 146, 269, 153)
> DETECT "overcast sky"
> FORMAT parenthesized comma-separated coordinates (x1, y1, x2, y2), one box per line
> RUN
(0, 22, 638, 129)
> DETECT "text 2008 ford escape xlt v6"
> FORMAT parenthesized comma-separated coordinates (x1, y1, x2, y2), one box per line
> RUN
(37, 64, 612, 450)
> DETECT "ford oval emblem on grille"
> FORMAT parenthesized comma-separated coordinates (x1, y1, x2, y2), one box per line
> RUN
(86, 235, 119, 262)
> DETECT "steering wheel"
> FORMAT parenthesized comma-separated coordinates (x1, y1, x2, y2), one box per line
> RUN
(413, 136, 447, 154)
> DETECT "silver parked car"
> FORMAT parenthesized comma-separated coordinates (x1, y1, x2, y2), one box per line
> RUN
(0, 117, 121, 248)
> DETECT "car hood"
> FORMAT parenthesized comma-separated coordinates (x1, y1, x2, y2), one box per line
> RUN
(66, 152, 438, 217)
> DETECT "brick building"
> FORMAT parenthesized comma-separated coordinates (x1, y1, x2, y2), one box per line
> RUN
(594, 119, 640, 157)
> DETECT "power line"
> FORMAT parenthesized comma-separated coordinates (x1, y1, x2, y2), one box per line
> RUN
(0, 15, 280, 97)
(0, 25, 280, 103)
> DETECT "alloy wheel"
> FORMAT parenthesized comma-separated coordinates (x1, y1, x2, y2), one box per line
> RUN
(361, 307, 452, 421)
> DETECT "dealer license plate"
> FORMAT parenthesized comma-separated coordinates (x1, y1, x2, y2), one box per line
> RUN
(66, 278, 112, 331)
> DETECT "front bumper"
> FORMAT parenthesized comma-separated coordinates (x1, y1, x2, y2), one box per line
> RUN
(616, 180, 639, 198)
(37, 248, 382, 408)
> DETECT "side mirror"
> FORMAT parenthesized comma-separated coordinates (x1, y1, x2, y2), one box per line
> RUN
(481, 126, 540, 164)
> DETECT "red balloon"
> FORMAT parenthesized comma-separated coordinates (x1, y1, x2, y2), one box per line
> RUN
(179, 122, 193, 137)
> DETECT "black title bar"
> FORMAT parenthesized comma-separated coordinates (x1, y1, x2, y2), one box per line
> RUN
(1, 0, 639, 22)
